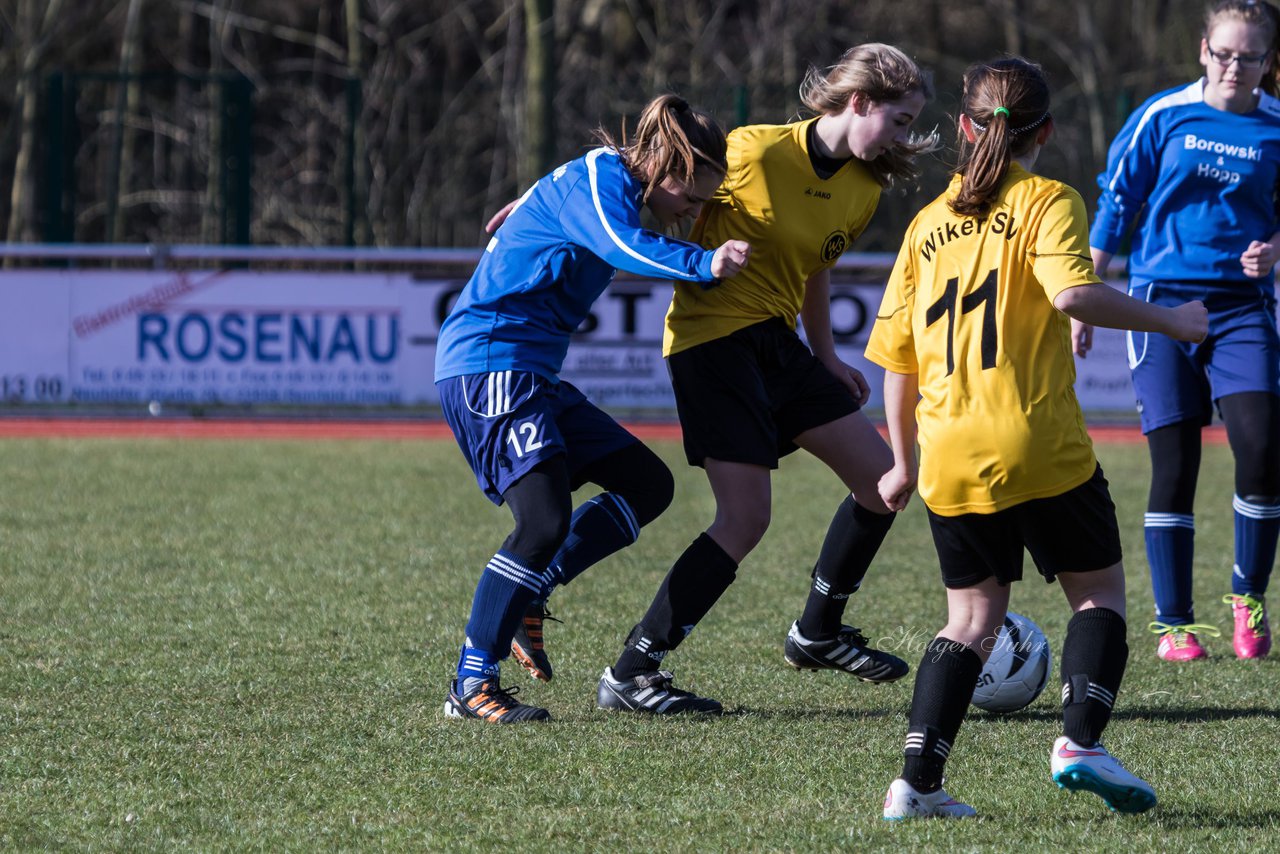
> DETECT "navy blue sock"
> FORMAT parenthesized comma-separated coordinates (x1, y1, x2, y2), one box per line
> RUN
(1145, 514, 1195, 624)
(458, 549, 543, 684)
(541, 493, 639, 594)
(1232, 495, 1280, 596)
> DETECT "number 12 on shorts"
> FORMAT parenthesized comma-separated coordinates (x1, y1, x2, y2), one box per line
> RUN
(506, 421, 544, 458)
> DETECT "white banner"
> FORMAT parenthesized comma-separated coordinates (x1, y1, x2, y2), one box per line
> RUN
(0, 268, 1201, 414)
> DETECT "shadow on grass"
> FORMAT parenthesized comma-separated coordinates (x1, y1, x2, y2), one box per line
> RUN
(1149, 806, 1280, 828)
(967, 705, 1280, 723)
(720, 706, 898, 721)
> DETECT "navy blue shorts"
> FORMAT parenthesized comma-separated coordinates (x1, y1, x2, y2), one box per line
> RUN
(1127, 282, 1280, 433)
(667, 318, 859, 468)
(437, 372, 639, 505)
(926, 466, 1123, 588)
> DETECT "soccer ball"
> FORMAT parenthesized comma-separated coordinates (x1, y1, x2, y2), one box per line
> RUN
(971, 611, 1051, 713)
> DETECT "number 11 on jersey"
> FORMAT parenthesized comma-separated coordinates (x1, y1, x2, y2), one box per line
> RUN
(925, 268, 998, 375)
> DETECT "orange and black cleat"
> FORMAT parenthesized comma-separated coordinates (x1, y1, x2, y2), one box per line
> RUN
(443, 678, 551, 723)
(511, 602, 560, 682)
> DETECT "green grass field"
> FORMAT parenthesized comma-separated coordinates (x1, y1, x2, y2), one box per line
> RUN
(2, 435, 1276, 850)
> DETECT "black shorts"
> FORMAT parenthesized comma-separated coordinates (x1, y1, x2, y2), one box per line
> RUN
(667, 318, 859, 468)
(926, 465, 1123, 589)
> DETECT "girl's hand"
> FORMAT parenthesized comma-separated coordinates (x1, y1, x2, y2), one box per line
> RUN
(711, 240, 751, 279)
(822, 357, 870, 405)
(485, 200, 518, 234)
(878, 463, 917, 512)
(1070, 319, 1094, 357)
(1241, 240, 1279, 278)
(1166, 300, 1208, 343)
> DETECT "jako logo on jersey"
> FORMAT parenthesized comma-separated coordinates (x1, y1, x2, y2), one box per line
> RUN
(821, 231, 848, 263)
(1183, 134, 1262, 161)
(137, 311, 398, 364)
(805, 187, 832, 199)
(919, 211, 1019, 262)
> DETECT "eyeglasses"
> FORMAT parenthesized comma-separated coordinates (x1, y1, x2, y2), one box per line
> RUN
(1206, 44, 1270, 68)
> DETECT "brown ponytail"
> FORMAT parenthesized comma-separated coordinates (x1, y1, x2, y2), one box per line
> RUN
(949, 58, 1051, 217)
(594, 94, 727, 202)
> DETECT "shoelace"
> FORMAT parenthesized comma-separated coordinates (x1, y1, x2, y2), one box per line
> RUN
(527, 603, 564, 627)
(473, 681, 526, 708)
(1148, 621, 1222, 646)
(634, 670, 680, 692)
(1223, 594, 1268, 631)
(836, 626, 870, 647)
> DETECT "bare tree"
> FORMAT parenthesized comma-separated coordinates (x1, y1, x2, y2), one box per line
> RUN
(0, 0, 1226, 251)
(105, 0, 145, 244)
(521, 0, 555, 190)
(4, 0, 71, 246)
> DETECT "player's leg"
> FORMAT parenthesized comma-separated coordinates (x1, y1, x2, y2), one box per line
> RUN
(511, 387, 676, 681)
(1218, 391, 1279, 658)
(596, 458, 763, 714)
(546, 387, 677, 592)
(1024, 467, 1155, 813)
(884, 508, 1018, 820)
(437, 373, 567, 722)
(789, 410, 905, 682)
(1130, 311, 1214, 659)
(1206, 292, 1280, 658)
(1052, 564, 1156, 813)
(446, 461, 569, 723)
(596, 326, 776, 714)
(747, 328, 903, 681)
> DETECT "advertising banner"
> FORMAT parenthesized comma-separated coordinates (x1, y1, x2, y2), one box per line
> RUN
(0, 268, 1197, 414)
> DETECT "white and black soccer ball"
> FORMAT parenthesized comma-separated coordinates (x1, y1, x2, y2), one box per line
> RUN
(972, 611, 1051, 713)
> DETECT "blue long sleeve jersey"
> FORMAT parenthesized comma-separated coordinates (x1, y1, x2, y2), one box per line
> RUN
(434, 147, 720, 382)
(1090, 79, 1280, 289)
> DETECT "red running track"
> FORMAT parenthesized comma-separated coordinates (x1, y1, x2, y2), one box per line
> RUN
(0, 417, 1229, 444)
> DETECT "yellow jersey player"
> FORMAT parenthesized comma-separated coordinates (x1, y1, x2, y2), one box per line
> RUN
(868, 58, 1206, 818)
(597, 44, 941, 714)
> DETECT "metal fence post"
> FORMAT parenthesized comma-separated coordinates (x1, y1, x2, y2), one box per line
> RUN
(223, 74, 253, 246)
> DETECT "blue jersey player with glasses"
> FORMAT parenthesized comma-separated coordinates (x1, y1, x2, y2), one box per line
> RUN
(1076, 0, 1280, 662)
(434, 94, 750, 723)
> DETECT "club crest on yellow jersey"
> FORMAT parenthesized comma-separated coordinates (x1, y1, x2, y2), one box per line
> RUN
(821, 231, 849, 263)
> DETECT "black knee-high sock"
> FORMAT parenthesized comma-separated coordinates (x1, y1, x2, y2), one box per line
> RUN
(612, 533, 738, 679)
(1060, 607, 1128, 747)
(901, 637, 983, 793)
(798, 496, 894, 638)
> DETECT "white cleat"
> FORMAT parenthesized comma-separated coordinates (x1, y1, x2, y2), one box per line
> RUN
(882, 778, 976, 820)
(1051, 736, 1157, 814)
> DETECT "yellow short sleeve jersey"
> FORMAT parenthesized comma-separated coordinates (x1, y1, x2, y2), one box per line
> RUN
(865, 164, 1102, 516)
(662, 119, 882, 356)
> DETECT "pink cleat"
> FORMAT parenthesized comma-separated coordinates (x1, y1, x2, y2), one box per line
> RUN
(1149, 621, 1219, 661)
(1223, 594, 1271, 659)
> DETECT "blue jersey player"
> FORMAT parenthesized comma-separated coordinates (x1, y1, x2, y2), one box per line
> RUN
(435, 94, 751, 722)
(1078, 0, 1280, 661)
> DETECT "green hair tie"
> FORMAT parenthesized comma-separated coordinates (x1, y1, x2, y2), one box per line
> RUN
(993, 107, 1010, 119)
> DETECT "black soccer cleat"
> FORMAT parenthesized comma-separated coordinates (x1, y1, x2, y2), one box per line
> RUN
(443, 678, 551, 723)
(511, 602, 561, 682)
(596, 667, 723, 715)
(783, 620, 909, 683)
